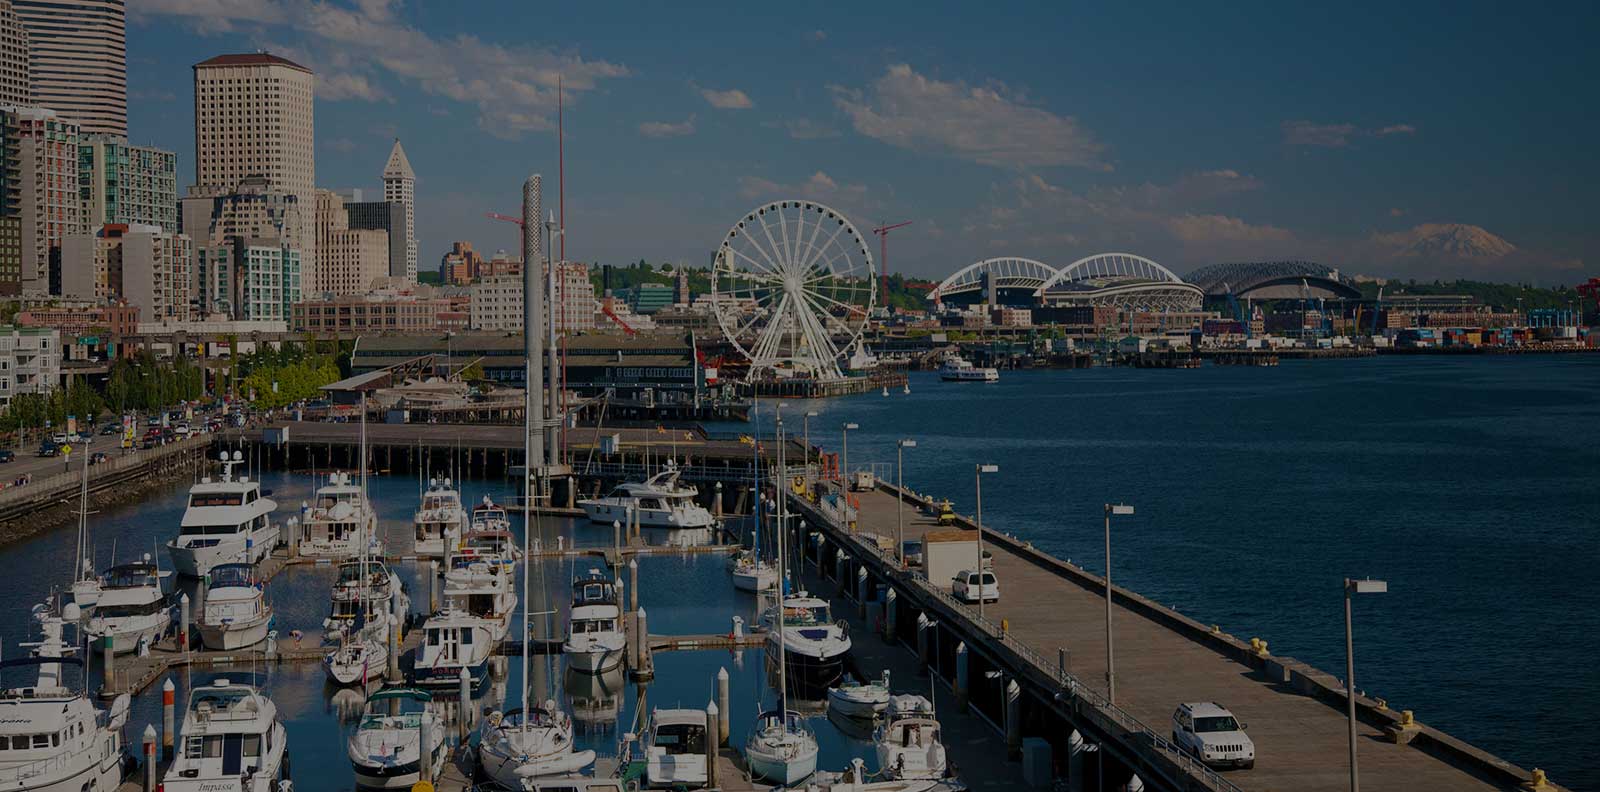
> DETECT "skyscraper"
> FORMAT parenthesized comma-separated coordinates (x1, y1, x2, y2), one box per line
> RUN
(381, 139, 416, 281)
(79, 135, 177, 232)
(312, 188, 388, 297)
(192, 52, 315, 284)
(11, 0, 125, 136)
(0, 1, 30, 108)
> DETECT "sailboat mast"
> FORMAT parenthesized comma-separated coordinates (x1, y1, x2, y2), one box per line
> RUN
(74, 439, 90, 583)
(775, 414, 788, 712)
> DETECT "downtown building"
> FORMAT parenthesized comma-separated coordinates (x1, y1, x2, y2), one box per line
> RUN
(60, 222, 191, 321)
(381, 139, 416, 281)
(78, 134, 177, 231)
(469, 261, 595, 333)
(0, 1, 30, 108)
(182, 177, 304, 320)
(0, 104, 81, 295)
(11, 0, 125, 136)
(0, 324, 56, 406)
(312, 188, 389, 296)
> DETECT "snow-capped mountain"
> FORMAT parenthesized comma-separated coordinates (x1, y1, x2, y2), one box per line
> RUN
(1375, 223, 1517, 259)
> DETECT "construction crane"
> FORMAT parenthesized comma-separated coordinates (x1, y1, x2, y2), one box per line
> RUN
(872, 220, 912, 315)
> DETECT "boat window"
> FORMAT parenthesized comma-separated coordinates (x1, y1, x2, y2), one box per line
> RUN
(51, 732, 59, 746)
(97, 601, 165, 618)
(655, 723, 705, 754)
(191, 493, 245, 507)
(640, 499, 664, 510)
(461, 629, 474, 645)
(180, 525, 240, 536)
(202, 735, 223, 758)
(245, 491, 257, 504)
(242, 734, 261, 757)
(427, 629, 440, 646)
(222, 733, 242, 775)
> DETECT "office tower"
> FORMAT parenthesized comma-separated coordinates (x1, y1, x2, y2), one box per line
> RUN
(183, 177, 303, 318)
(0, 2, 29, 107)
(381, 139, 415, 281)
(12, 0, 125, 135)
(313, 188, 388, 296)
(78, 135, 177, 231)
(345, 198, 404, 280)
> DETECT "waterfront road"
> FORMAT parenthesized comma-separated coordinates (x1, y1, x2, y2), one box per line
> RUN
(847, 487, 1515, 792)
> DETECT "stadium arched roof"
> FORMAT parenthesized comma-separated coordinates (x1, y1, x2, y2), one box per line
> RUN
(1186, 261, 1362, 300)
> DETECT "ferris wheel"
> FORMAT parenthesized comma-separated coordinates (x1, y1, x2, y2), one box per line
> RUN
(711, 201, 876, 380)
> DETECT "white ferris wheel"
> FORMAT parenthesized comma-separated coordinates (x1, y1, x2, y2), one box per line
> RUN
(711, 201, 876, 381)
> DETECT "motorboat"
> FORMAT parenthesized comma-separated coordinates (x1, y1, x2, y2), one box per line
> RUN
(161, 679, 290, 792)
(347, 687, 447, 789)
(296, 472, 381, 559)
(874, 695, 948, 780)
(441, 552, 516, 642)
(456, 526, 522, 571)
(745, 709, 819, 786)
(827, 670, 891, 720)
(85, 558, 171, 654)
(412, 477, 466, 558)
(730, 550, 778, 592)
(766, 592, 852, 697)
(167, 450, 280, 577)
(325, 559, 406, 630)
(476, 703, 595, 784)
(578, 462, 714, 529)
(644, 708, 708, 789)
(470, 495, 512, 533)
(323, 616, 391, 687)
(411, 608, 494, 687)
(937, 356, 999, 382)
(197, 563, 273, 650)
(0, 603, 130, 792)
(808, 759, 967, 792)
(561, 570, 625, 675)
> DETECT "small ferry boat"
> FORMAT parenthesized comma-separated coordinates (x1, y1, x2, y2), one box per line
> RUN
(197, 563, 273, 650)
(476, 703, 595, 785)
(412, 608, 494, 687)
(347, 687, 447, 790)
(412, 478, 466, 558)
(85, 558, 171, 654)
(938, 356, 999, 382)
(162, 679, 290, 792)
(561, 570, 625, 675)
(578, 462, 714, 529)
(644, 708, 709, 789)
(874, 695, 949, 780)
(167, 451, 279, 577)
(766, 592, 853, 697)
(297, 472, 381, 559)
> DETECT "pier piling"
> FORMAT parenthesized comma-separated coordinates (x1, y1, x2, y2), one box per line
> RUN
(716, 667, 730, 744)
(705, 701, 720, 789)
(419, 709, 434, 783)
(387, 614, 401, 682)
(179, 594, 190, 653)
(161, 678, 175, 761)
(883, 587, 898, 641)
(1005, 679, 1022, 759)
(102, 635, 115, 691)
(457, 668, 473, 740)
(142, 724, 156, 792)
(954, 641, 968, 711)
(628, 559, 638, 612)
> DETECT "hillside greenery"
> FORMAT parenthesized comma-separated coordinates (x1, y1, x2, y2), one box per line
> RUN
(1354, 279, 1582, 311)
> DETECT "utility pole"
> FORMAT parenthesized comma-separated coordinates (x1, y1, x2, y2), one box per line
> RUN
(872, 221, 912, 313)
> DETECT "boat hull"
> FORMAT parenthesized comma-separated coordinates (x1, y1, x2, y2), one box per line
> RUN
(0, 752, 122, 792)
(90, 615, 170, 655)
(770, 645, 849, 698)
(350, 744, 445, 790)
(828, 689, 888, 719)
(563, 645, 624, 675)
(197, 615, 271, 651)
(579, 500, 715, 530)
(746, 745, 818, 786)
(411, 658, 488, 688)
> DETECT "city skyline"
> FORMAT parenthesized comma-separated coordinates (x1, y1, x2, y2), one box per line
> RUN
(129, 1, 1596, 285)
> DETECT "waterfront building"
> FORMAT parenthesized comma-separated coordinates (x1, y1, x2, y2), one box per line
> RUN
(11, 0, 124, 136)
(469, 262, 594, 333)
(0, 104, 80, 295)
(624, 282, 675, 315)
(381, 139, 416, 281)
(60, 222, 191, 320)
(346, 198, 405, 280)
(312, 188, 388, 296)
(0, 1, 29, 107)
(78, 135, 177, 232)
(291, 289, 463, 334)
(192, 52, 315, 285)
(0, 324, 56, 405)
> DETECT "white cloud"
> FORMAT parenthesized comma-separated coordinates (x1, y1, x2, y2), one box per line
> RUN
(831, 63, 1106, 170)
(764, 118, 841, 140)
(738, 171, 867, 205)
(699, 87, 754, 109)
(136, 0, 628, 138)
(323, 137, 358, 153)
(1375, 124, 1417, 137)
(317, 72, 389, 102)
(638, 116, 696, 138)
(1282, 120, 1417, 148)
(1165, 214, 1293, 243)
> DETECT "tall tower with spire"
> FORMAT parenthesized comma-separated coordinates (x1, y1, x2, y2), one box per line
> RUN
(382, 139, 417, 281)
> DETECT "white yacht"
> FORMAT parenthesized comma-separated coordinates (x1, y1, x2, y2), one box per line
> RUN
(644, 708, 708, 789)
(167, 451, 280, 577)
(0, 604, 130, 792)
(476, 703, 595, 785)
(745, 709, 819, 786)
(411, 608, 494, 688)
(323, 616, 391, 687)
(937, 356, 999, 382)
(296, 472, 381, 559)
(578, 463, 714, 529)
(456, 526, 522, 573)
(441, 551, 516, 643)
(561, 570, 625, 675)
(810, 759, 967, 792)
(85, 559, 171, 655)
(729, 549, 778, 592)
(412, 478, 466, 558)
(874, 695, 948, 781)
(325, 559, 406, 630)
(828, 670, 891, 720)
(162, 679, 290, 792)
(766, 592, 853, 697)
(197, 563, 273, 651)
(469, 496, 512, 533)
(347, 687, 446, 790)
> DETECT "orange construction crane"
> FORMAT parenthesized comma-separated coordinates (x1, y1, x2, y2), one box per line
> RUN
(872, 220, 912, 312)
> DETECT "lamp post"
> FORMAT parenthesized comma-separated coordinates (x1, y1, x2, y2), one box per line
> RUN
(1344, 577, 1387, 792)
(974, 464, 998, 620)
(803, 411, 819, 482)
(841, 422, 858, 485)
(1104, 503, 1133, 704)
(896, 439, 917, 566)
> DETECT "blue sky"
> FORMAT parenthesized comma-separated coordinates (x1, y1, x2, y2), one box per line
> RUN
(130, 0, 1597, 285)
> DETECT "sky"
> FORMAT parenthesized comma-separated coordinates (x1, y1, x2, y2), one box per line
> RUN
(129, 0, 1598, 286)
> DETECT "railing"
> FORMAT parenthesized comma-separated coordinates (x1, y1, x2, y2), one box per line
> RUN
(574, 460, 809, 485)
(0, 435, 208, 509)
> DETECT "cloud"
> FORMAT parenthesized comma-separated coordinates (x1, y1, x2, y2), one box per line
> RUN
(738, 171, 868, 206)
(137, 0, 628, 138)
(323, 137, 358, 153)
(1165, 214, 1294, 243)
(809, 30, 827, 41)
(831, 63, 1106, 170)
(699, 86, 754, 109)
(638, 116, 696, 138)
(1282, 120, 1417, 148)
(1389, 207, 1406, 217)
(763, 118, 841, 140)
(317, 72, 389, 102)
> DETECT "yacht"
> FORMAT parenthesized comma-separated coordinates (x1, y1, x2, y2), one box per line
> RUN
(811, 760, 966, 792)
(644, 708, 708, 789)
(167, 451, 280, 577)
(296, 472, 381, 559)
(411, 608, 494, 687)
(827, 670, 891, 720)
(325, 559, 406, 630)
(65, 453, 100, 614)
(347, 687, 447, 790)
(412, 478, 466, 558)
(323, 616, 391, 687)
(161, 679, 290, 792)
(476, 703, 595, 785)
(470, 495, 512, 533)
(457, 526, 523, 571)
(729, 549, 778, 592)
(86, 558, 171, 654)
(0, 604, 130, 792)
(561, 570, 625, 675)
(874, 695, 948, 781)
(441, 551, 516, 642)
(577, 463, 714, 529)
(766, 592, 853, 697)
(197, 563, 273, 650)
(937, 356, 999, 382)
(745, 709, 819, 786)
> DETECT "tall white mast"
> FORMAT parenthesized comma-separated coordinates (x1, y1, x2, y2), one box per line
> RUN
(775, 413, 788, 713)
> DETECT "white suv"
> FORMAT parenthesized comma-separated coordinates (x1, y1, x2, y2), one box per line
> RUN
(1172, 702, 1255, 769)
(952, 569, 999, 603)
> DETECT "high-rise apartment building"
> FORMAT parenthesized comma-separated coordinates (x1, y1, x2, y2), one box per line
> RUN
(0, 105, 79, 295)
(192, 52, 314, 283)
(60, 222, 191, 320)
(79, 135, 177, 232)
(469, 262, 594, 333)
(381, 139, 416, 281)
(12, 0, 125, 136)
(197, 238, 299, 322)
(0, 2, 30, 108)
(345, 199, 404, 279)
(312, 188, 388, 297)
(183, 178, 303, 318)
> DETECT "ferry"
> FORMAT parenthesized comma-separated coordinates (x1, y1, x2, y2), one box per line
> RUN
(166, 451, 279, 577)
(161, 679, 290, 792)
(937, 356, 999, 382)
(296, 472, 381, 559)
(413, 478, 466, 558)
(577, 462, 715, 529)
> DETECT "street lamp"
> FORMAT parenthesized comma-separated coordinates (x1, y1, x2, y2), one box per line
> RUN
(840, 422, 858, 485)
(1103, 503, 1134, 704)
(896, 439, 917, 565)
(1344, 577, 1387, 792)
(974, 464, 998, 620)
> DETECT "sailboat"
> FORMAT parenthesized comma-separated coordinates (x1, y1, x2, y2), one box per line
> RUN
(323, 405, 397, 687)
(65, 445, 100, 614)
(745, 412, 820, 785)
(731, 401, 778, 593)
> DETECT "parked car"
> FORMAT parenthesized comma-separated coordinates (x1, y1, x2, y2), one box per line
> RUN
(37, 441, 59, 458)
(50, 433, 69, 445)
(952, 569, 999, 604)
(172, 423, 192, 438)
(1172, 702, 1255, 769)
(0, 450, 14, 463)
(98, 423, 120, 436)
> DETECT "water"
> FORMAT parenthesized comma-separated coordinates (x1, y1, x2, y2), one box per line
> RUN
(765, 355, 1599, 788)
